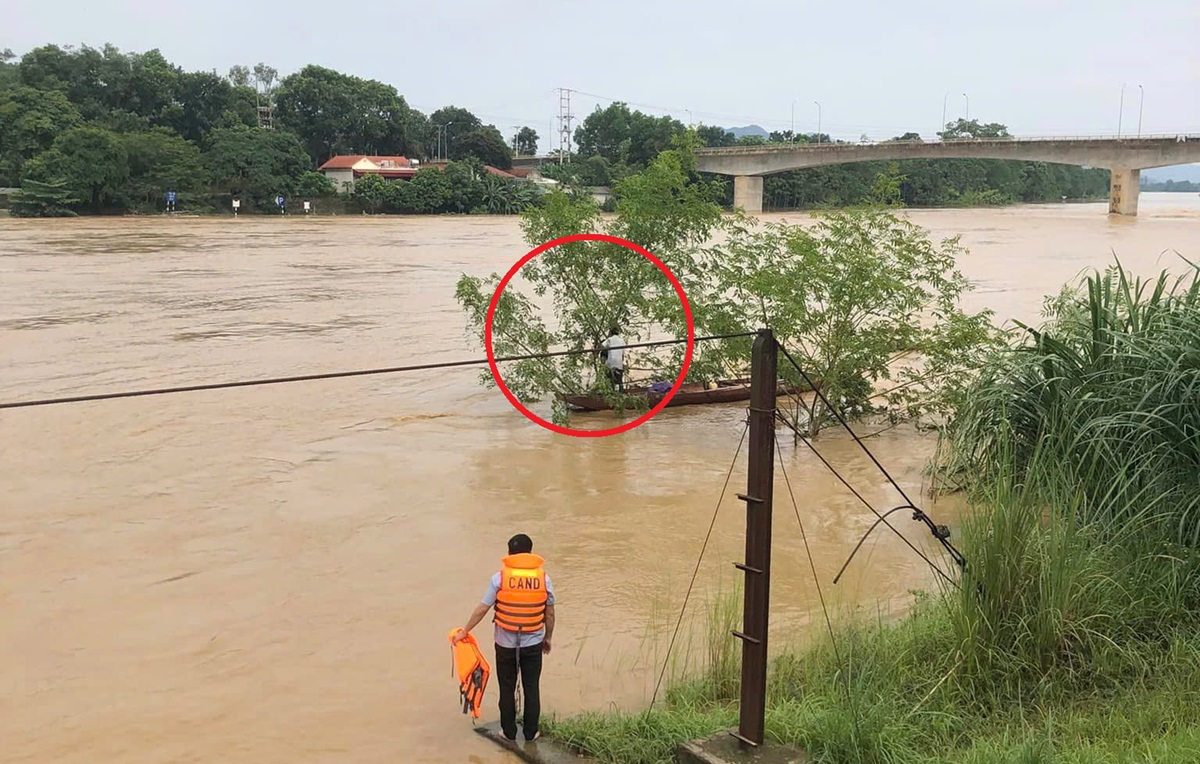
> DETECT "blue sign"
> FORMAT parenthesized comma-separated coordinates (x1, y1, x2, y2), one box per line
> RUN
(166, 190, 177, 203)
(276, 195, 285, 207)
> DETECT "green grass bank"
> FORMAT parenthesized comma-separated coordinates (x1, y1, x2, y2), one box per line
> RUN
(547, 259, 1200, 764)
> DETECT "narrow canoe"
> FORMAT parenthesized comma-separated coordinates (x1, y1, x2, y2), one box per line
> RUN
(560, 377, 812, 412)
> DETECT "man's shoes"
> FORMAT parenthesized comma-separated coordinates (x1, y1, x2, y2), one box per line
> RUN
(503, 732, 517, 742)
(524, 731, 541, 742)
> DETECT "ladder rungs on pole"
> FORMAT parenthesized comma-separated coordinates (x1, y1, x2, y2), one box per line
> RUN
(736, 493, 763, 504)
(731, 630, 762, 645)
(734, 562, 763, 574)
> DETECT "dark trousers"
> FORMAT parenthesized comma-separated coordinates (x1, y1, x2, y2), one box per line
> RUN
(606, 366, 624, 394)
(495, 643, 543, 740)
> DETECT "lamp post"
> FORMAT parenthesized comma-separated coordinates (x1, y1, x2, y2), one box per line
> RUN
(1118, 84, 1125, 138)
(790, 100, 796, 143)
(1137, 85, 1144, 137)
(963, 93, 969, 121)
(814, 101, 821, 143)
(941, 92, 949, 137)
(436, 122, 454, 161)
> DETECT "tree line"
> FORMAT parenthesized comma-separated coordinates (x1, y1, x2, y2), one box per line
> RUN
(1, 43, 1110, 217)
(0, 44, 541, 215)
(542, 102, 1111, 209)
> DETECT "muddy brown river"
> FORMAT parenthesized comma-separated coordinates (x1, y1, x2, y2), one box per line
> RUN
(2, 194, 1198, 763)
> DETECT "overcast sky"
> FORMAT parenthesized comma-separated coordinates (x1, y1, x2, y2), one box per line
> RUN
(7, 0, 1199, 150)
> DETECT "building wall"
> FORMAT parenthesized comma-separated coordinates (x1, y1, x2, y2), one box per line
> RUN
(322, 168, 357, 194)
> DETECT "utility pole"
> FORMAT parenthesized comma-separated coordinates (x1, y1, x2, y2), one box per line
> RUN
(731, 328, 778, 749)
(557, 88, 574, 164)
(814, 101, 822, 144)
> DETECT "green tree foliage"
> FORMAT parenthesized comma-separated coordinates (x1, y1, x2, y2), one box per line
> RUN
(296, 171, 337, 198)
(273, 65, 420, 162)
(451, 126, 513, 169)
(0, 86, 83, 183)
(714, 207, 999, 437)
(121, 127, 206, 208)
(939, 118, 1011, 140)
(163, 70, 244, 143)
(351, 160, 538, 216)
(24, 125, 130, 209)
(574, 102, 686, 167)
(353, 173, 388, 213)
(9, 178, 78, 216)
(697, 124, 736, 147)
(204, 124, 311, 211)
(429, 105, 482, 156)
(515, 126, 538, 156)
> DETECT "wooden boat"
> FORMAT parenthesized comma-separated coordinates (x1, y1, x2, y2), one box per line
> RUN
(559, 377, 813, 412)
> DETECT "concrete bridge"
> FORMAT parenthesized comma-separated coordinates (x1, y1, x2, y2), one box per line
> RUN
(694, 135, 1200, 216)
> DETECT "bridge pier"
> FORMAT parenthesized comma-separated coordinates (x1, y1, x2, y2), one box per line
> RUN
(1108, 168, 1141, 216)
(733, 176, 763, 213)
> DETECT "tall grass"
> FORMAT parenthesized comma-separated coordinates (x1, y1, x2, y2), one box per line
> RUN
(942, 258, 1200, 544)
(550, 259, 1200, 763)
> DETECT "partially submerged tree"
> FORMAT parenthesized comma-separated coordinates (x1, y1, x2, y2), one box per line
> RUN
(455, 134, 748, 424)
(712, 208, 999, 437)
(455, 133, 998, 432)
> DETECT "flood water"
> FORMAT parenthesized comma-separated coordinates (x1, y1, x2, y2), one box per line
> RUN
(2, 194, 1198, 764)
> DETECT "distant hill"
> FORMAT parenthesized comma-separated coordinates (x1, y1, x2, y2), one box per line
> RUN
(726, 125, 770, 139)
(1142, 164, 1200, 184)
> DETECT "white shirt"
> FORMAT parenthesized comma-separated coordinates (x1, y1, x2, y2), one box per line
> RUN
(601, 334, 625, 369)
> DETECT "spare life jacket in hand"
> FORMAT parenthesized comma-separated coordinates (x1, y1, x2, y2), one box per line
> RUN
(448, 628, 490, 719)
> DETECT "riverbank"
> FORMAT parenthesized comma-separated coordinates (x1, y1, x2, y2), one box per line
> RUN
(546, 260, 1200, 764)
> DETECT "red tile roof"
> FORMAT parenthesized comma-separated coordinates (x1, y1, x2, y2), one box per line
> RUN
(484, 165, 516, 178)
(317, 155, 412, 171)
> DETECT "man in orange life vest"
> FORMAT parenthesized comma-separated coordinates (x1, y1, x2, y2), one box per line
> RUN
(455, 533, 555, 741)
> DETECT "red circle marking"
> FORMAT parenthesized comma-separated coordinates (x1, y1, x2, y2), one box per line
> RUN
(484, 233, 695, 438)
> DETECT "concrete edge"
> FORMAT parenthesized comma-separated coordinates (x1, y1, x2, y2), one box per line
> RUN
(677, 730, 809, 764)
(474, 721, 595, 763)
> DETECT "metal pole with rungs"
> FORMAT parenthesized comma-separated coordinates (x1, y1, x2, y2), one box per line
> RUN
(731, 328, 778, 748)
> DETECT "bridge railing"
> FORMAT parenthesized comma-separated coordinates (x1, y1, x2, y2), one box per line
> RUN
(694, 133, 1199, 153)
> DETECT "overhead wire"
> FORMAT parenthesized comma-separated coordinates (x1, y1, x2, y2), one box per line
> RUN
(774, 340, 967, 575)
(0, 332, 756, 411)
(773, 412, 958, 590)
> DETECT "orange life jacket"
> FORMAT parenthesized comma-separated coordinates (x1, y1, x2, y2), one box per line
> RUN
(494, 553, 548, 632)
(448, 628, 490, 720)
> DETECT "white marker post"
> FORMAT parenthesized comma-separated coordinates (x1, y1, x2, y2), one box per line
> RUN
(232, 198, 241, 217)
(303, 200, 311, 215)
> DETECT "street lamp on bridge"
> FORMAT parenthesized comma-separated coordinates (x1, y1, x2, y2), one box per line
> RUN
(1138, 85, 1144, 137)
(962, 93, 969, 121)
(814, 101, 822, 143)
(1118, 83, 1126, 138)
